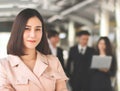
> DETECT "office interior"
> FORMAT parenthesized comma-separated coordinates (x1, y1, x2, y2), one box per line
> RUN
(0, 0, 120, 91)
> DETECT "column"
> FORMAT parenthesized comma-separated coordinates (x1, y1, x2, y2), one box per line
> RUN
(115, 0, 120, 90)
(100, 9, 110, 36)
(68, 21, 75, 47)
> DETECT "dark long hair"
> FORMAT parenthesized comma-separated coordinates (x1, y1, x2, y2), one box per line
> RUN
(96, 37, 113, 56)
(7, 8, 51, 56)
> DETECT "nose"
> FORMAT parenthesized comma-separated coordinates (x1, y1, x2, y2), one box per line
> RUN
(29, 29, 35, 38)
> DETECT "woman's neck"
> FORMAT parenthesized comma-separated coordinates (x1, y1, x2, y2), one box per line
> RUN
(20, 49, 37, 62)
(20, 49, 37, 71)
(99, 50, 106, 56)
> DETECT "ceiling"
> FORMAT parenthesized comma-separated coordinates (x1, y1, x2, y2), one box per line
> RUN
(0, 0, 116, 30)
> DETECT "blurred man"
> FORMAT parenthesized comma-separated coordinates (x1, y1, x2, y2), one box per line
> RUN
(47, 30, 65, 70)
(66, 30, 94, 91)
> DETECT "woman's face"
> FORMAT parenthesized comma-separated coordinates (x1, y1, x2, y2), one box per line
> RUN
(23, 16, 42, 50)
(98, 39, 106, 51)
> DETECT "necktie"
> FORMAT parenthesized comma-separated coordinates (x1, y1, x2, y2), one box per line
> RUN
(80, 48, 83, 54)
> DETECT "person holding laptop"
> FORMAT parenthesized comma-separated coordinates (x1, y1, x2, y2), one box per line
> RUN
(90, 37, 117, 91)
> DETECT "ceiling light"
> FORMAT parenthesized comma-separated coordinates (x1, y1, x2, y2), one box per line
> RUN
(0, 12, 12, 16)
(20, 0, 29, 1)
(0, 4, 14, 8)
(59, 32, 66, 39)
(32, 0, 40, 3)
(0, 11, 18, 17)
(17, 4, 38, 8)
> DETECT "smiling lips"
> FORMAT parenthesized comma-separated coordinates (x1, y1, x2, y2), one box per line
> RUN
(27, 40, 36, 43)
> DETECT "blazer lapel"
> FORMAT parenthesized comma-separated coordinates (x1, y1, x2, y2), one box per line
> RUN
(8, 53, 48, 90)
(84, 47, 88, 55)
(16, 62, 43, 88)
(33, 52, 48, 78)
(76, 45, 81, 55)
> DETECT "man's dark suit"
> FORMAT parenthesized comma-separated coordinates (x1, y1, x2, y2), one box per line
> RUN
(57, 47, 65, 70)
(49, 46, 65, 70)
(66, 45, 94, 91)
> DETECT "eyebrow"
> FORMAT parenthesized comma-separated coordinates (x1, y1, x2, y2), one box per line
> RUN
(36, 26, 42, 28)
(25, 25, 42, 28)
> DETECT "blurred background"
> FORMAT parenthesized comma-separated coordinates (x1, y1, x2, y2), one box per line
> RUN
(0, 0, 120, 91)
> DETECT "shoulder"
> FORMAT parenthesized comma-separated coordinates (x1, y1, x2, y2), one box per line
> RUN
(0, 57, 9, 64)
(87, 47, 95, 51)
(70, 45, 78, 50)
(38, 52, 62, 68)
(111, 55, 116, 61)
(0, 57, 10, 69)
(46, 55, 60, 65)
(38, 52, 59, 65)
(57, 47, 63, 52)
(57, 47, 63, 50)
(45, 55, 68, 80)
(46, 55, 63, 71)
(46, 54, 57, 59)
(87, 46, 94, 50)
(46, 54, 59, 62)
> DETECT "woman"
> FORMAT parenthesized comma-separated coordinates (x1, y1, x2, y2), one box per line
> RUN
(90, 37, 117, 91)
(0, 8, 68, 91)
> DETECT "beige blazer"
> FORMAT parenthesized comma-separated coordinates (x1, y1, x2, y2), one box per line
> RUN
(0, 52, 68, 91)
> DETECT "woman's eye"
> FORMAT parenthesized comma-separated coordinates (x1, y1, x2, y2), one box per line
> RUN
(36, 29, 41, 31)
(25, 27, 30, 30)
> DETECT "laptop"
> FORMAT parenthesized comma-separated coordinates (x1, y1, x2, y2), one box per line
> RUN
(90, 55, 112, 69)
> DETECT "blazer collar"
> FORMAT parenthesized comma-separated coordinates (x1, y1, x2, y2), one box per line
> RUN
(8, 54, 21, 67)
(78, 44, 87, 52)
(7, 51, 49, 89)
(8, 51, 48, 68)
(33, 51, 48, 77)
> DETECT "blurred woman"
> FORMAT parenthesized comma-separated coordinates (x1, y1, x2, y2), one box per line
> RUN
(90, 37, 117, 91)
